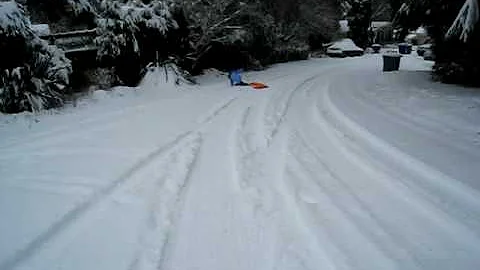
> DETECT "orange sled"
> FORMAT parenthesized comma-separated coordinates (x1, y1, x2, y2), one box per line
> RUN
(249, 82, 269, 89)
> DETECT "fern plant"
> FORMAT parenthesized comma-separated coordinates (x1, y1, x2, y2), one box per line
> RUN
(0, 1, 72, 113)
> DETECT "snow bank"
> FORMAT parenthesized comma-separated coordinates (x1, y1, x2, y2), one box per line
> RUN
(141, 65, 179, 89)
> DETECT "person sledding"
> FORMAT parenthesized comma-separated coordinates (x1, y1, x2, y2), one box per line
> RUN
(228, 69, 268, 89)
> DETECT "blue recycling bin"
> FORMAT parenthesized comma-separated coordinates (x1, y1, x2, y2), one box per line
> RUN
(398, 43, 412, 54)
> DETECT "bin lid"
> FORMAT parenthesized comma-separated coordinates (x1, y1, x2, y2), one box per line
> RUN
(383, 53, 402, 57)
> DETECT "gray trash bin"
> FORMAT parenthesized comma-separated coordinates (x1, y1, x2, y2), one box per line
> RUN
(383, 54, 402, 71)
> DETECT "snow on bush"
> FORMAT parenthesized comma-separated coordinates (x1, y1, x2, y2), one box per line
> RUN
(1, 38, 72, 113)
(0, 1, 72, 113)
(123, 1, 177, 33)
(65, 0, 98, 16)
(0, 1, 31, 38)
(95, 1, 137, 59)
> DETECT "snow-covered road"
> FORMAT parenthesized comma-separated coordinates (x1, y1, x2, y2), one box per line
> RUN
(1, 55, 480, 270)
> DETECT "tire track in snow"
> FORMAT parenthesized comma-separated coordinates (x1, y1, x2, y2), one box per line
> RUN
(289, 79, 480, 269)
(283, 75, 437, 269)
(0, 130, 197, 270)
(320, 83, 480, 237)
(0, 94, 237, 270)
(335, 77, 480, 160)
(286, 132, 420, 270)
(231, 68, 365, 269)
(228, 74, 340, 268)
(264, 77, 401, 270)
(270, 67, 480, 269)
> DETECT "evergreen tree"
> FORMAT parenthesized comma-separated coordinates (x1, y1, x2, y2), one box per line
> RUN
(347, 0, 372, 48)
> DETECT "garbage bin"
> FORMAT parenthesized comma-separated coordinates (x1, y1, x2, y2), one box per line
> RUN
(372, 44, 381, 53)
(398, 43, 412, 54)
(383, 54, 402, 71)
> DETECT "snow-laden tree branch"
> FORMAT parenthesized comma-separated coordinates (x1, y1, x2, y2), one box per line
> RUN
(446, 0, 479, 41)
(95, 0, 177, 60)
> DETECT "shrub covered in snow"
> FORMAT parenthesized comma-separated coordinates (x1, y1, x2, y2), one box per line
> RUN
(95, 1, 138, 61)
(0, 1, 31, 38)
(94, 0, 178, 85)
(65, 0, 99, 16)
(0, 1, 72, 113)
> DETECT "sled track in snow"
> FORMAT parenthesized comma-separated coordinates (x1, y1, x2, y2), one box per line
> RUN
(232, 105, 264, 210)
(197, 97, 238, 124)
(127, 135, 203, 270)
(155, 136, 203, 270)
(262, 74, 319, 145)
(230, 74, 323, 215)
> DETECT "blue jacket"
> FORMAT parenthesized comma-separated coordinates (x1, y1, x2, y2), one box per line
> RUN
(229, 70, 243, 85)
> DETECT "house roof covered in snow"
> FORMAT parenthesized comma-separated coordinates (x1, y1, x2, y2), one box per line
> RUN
(31, 24, 50, 37)
(415, 26, 427, 35)
(328, 38, 363, 52)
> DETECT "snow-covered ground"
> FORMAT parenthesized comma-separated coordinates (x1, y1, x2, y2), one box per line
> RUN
(1, 55, 480, 270)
